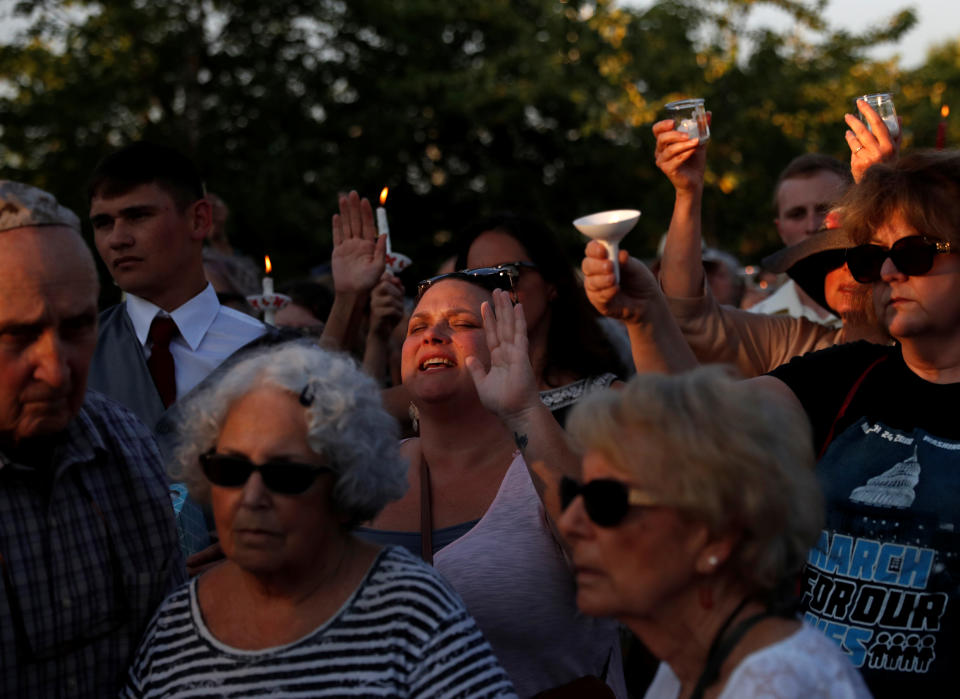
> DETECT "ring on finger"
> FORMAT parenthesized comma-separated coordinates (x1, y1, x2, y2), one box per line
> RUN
(854, 145, 864, 154)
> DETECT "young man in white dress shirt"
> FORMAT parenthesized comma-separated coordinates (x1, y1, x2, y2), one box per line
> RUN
(86, 143, 266, 443)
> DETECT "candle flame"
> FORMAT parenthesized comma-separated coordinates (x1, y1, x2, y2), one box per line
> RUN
(264, 255, 272, 275)
(379, 187, 389, 205)
(942, 105, 950, 118)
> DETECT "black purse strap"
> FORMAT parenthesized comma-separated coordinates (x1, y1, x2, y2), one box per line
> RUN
(690, 598, 773, 699)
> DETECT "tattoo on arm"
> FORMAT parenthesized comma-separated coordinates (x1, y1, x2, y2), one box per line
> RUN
(513, 432, 528, 451)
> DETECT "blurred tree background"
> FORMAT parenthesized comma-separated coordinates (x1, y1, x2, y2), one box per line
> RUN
(1, 0, 957, 299)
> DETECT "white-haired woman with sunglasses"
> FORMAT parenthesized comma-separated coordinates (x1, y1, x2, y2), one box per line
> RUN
(559, 368, 870, 698)
(582, 150, 960, 697)
(120, 342, 516, 698)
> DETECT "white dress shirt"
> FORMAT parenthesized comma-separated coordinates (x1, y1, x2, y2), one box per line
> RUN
(125, 283, 266, 399)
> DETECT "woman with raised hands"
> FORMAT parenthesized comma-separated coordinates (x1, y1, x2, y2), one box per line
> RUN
(359, 273, 627, 698)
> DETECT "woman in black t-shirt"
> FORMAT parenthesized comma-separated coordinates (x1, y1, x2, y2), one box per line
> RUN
(582, 150, 960, 698)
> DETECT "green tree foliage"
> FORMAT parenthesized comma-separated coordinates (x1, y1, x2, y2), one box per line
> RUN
(1, 0, 950, 294)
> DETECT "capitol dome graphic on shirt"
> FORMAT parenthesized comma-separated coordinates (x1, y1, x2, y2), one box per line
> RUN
(849, 447, 920, 509)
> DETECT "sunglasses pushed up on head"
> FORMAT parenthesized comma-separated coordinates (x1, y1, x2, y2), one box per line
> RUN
(560, 476, 662, 527)
(199, 450, 334, 495)
(845, 235, 955, 283)
(416, 261, 537, 301)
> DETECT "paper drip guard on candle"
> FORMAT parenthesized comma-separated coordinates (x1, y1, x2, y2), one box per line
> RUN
(253, 255, 290, 324)
(573, 209, 641, 284)
(246, 293, 292, 313)
(385, 251, 412, 275)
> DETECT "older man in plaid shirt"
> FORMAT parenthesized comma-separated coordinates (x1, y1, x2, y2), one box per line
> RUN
(0, 181, 184, 697)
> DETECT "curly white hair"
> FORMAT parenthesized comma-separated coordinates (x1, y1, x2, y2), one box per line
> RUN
(170, 341, 408, 526)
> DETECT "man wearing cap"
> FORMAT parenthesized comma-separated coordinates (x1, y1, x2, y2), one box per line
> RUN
(0, 181, 183, 697)
(648, 120, 888, 377)
(86, 142, 266, 449)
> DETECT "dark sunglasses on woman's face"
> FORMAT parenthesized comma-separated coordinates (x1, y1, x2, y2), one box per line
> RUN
(845, 235, 955, 283)
(199, 450, 334, 495)
(416, 261, 538, 301)
(560, 476, 661, 527)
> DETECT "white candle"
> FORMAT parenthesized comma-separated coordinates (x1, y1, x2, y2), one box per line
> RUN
(262, 256, 275, 325)
(678, 118, 700, 140)
(376, 206, 392, 254)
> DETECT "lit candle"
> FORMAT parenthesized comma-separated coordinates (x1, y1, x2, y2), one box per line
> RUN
(678, 118, 700, 140)
(937, 105, 949, 150)
(262, 255, 275, 324)
(376, 187, 392, 254)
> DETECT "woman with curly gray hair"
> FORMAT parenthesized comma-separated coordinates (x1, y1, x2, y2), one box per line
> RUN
(559, 367, 871, 698)
(121, 342, 516, 698)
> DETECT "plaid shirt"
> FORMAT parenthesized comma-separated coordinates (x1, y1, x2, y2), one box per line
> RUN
(0, 391, 185, 698)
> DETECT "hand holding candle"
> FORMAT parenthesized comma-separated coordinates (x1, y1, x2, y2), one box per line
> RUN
(666, 98, 710, 143)
(573, 209, 641, 284)
(857, 93, 900, 139)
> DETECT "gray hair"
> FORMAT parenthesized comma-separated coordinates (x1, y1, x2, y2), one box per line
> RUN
(567, 366, 823, 596)
(171, 342, 408, 526)
(0, 180, 81, 233)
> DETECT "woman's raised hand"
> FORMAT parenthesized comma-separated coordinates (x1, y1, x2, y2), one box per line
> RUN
(582, 241, 662, 325)
(368, 271, 405, 340)
(331, 190, 386, 295)
(653, 117, 707, 193)
(466, 289, 541, 420)
(845, 100, 901, 183)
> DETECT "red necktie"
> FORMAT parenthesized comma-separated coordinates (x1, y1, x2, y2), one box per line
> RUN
(147, 316, 178, 408)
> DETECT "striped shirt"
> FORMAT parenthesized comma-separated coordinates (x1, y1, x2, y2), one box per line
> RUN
(0, 390, 185, 698)
(122, 546, 518, 698)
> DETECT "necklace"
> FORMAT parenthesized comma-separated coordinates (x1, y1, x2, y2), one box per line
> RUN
(689, 597, 773, 699)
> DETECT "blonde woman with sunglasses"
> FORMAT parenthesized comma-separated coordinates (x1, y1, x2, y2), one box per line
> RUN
(560, 368, 870, 699)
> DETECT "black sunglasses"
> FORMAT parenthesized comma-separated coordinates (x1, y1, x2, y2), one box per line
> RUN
(845, 235, 955, 283)
(199, 451, 334, 495)
(416, 261, 538, 301)
(560, 476, 661, 527)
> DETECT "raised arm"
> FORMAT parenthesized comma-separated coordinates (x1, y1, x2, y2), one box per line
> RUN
(653, 118, 708, 299)
(464, 289, 580, 528)
(845, 99, 901, 184)
(362, 271, 405, 383)
(319, 190, 386, 351)
(582, 241, 698, 375)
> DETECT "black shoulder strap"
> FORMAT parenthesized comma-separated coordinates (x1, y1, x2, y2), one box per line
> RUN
(690, 598, 773, 699)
